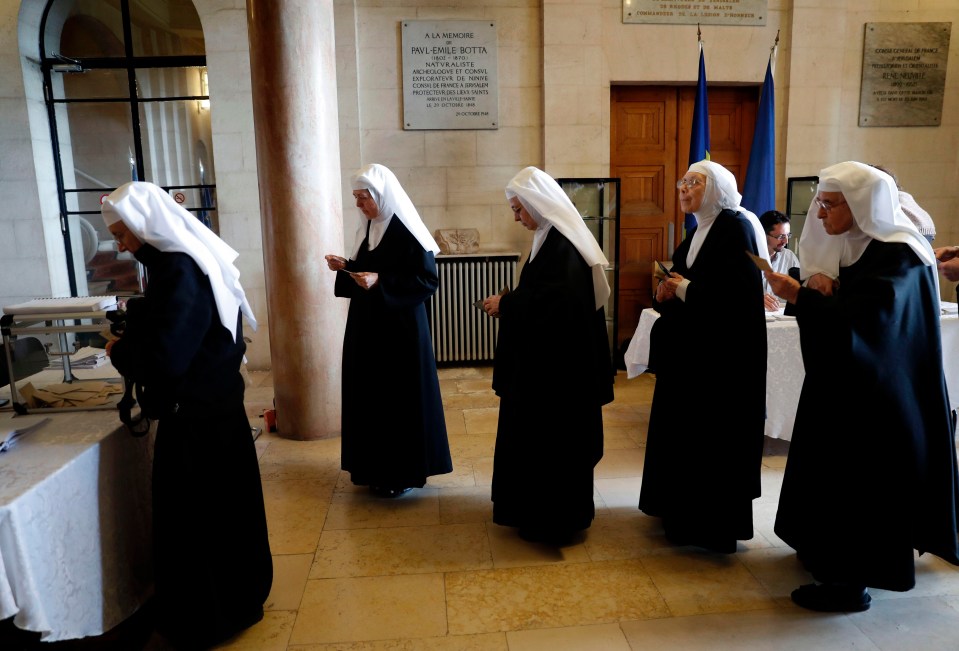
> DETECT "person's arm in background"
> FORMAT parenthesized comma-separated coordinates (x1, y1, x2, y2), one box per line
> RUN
(935, 246, 959, 282)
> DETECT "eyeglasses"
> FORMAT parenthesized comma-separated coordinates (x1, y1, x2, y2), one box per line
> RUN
(767, 233, 791, 241)
(676, 178, 704, 189)
(814, 198, 847, 212)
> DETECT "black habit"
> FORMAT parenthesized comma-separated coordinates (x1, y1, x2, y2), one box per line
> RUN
(491, 228, 614, 535)
(775, 240, 959, 590)
(335, 217, 452, 489)
(109, 244, 272, 649)
(640, 209, 767, 549)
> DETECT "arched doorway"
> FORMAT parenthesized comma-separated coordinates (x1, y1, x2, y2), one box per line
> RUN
(37, 0, 215, 295)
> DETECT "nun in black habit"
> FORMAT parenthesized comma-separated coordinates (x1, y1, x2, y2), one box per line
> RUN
(103, 182, 272, 649)
(325, 164, 451, 497)
(482, 166, 614, 545)
(766, 161, 959, 612)
(639, 160, 768, 554)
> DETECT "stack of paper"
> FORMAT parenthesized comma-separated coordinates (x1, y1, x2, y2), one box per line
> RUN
(49, 346, 109, 370)
(0, 417, 50, 453)
(941, 301, 958, 315)
(2, 296, 117, 315)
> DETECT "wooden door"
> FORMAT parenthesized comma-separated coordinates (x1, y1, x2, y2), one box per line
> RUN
(611, 85, 757, 343)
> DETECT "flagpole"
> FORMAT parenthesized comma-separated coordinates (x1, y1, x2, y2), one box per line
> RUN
(741, 34, 778, 217)
(686, 26, 710, 233)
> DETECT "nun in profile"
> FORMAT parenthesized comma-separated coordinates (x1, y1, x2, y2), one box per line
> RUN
(103, 181, 272, 649)
(325, 163, 452, 498)
(482, 166, 614, 545)
(639, 159, 767, 554)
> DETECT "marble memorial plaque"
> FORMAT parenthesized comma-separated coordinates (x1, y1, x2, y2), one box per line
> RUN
(623, 0, 765, 26)
(402, 20, 498, 130)
(859, 22, 951, 127)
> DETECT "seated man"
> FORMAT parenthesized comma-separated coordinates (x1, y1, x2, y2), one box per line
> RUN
(759, 210, 799, 311)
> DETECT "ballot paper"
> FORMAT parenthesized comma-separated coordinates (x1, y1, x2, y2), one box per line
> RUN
(19, 380, 122, 409)
(745, 250, 773, 273)
(49, 346, 110, 370)
(0, 417, 51, 453)
(473, 286, 510, 311)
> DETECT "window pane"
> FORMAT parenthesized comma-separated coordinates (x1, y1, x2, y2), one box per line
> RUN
(129, 0, 205, 57)
(50, 68, 130, 101)
(167, 187, 218, 232)
(137, 98, 214, 193)
(59, 102, 139, 191)
(135, 66, 206, 100)
(51, 0, 126, 59)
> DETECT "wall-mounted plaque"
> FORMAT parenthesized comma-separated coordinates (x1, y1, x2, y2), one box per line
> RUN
(859, 22, 951, 127)
(402, 20, 498, 130)
(622, 0, 765, 26)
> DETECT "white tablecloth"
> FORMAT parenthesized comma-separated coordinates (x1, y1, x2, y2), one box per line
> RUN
(625, 307, 959, 441)
(0, 372, 153, 641)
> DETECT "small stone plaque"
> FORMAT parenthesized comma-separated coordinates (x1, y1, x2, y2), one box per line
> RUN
(622, 0, 766, 26)
(402, 20, 498, 130)
(859, 22, 951, 127)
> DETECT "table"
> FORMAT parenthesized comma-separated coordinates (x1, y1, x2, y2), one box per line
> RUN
(0, 370, 153, 642)
(625, 308, 959, 441)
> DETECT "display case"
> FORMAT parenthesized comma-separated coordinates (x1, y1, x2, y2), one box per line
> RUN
(555, 178, 621, 362)
(785, 176, 818, 256)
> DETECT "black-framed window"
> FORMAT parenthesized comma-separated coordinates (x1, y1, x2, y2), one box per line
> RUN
(39, 0, 216, 295)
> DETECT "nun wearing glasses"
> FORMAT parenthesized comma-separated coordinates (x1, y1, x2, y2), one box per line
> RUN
(103, 181, 272, 649)
(639, 159, 768, 554)
(325, 164, 452, 499)
(766, 161, 959, 613)
(482, 166, 614, 546)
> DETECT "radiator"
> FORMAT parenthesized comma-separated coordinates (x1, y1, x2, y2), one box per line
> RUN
(429, 254, 519, 365)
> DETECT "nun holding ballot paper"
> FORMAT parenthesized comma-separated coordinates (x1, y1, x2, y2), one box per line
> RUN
(103, 181, 272, 649)
(765, 162, 959, 612)
(325, 164, 452, 499)
(481, 166, 614, 545)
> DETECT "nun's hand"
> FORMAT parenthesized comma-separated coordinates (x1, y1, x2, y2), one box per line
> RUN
(483, 294, 501, 317)
(655, 273, 682, 302)
(351, 271, 379, 290)
(806, 273, 837, 297)
(325, 254, 347, 271)
(939, 258, 959, 282)
(764, 271, 800, 304)
(934, 246, 959, 262)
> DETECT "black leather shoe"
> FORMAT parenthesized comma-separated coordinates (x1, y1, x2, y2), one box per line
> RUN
(791, 583, 871, 612)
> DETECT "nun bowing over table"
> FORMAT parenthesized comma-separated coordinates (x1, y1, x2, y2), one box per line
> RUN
(103, 181, 272, 648)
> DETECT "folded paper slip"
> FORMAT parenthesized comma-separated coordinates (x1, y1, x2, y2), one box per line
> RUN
(0, 417, 50, 453)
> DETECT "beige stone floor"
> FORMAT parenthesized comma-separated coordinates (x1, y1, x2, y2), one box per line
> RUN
(200, 368, 959, 650)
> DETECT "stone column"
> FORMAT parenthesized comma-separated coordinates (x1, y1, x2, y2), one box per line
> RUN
(247, 0, 346, 440)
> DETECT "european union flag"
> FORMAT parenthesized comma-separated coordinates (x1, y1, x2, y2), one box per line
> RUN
(742, 57, 775, 217)
(686, 44, 710, 232)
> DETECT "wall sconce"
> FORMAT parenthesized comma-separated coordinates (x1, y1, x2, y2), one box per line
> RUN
(197, 69, 210, 111)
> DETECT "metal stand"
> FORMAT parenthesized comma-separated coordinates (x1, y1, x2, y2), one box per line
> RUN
(1, 310, 119, 414)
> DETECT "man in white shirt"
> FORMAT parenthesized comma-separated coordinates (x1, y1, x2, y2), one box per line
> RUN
(760, 210, 800, 311)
